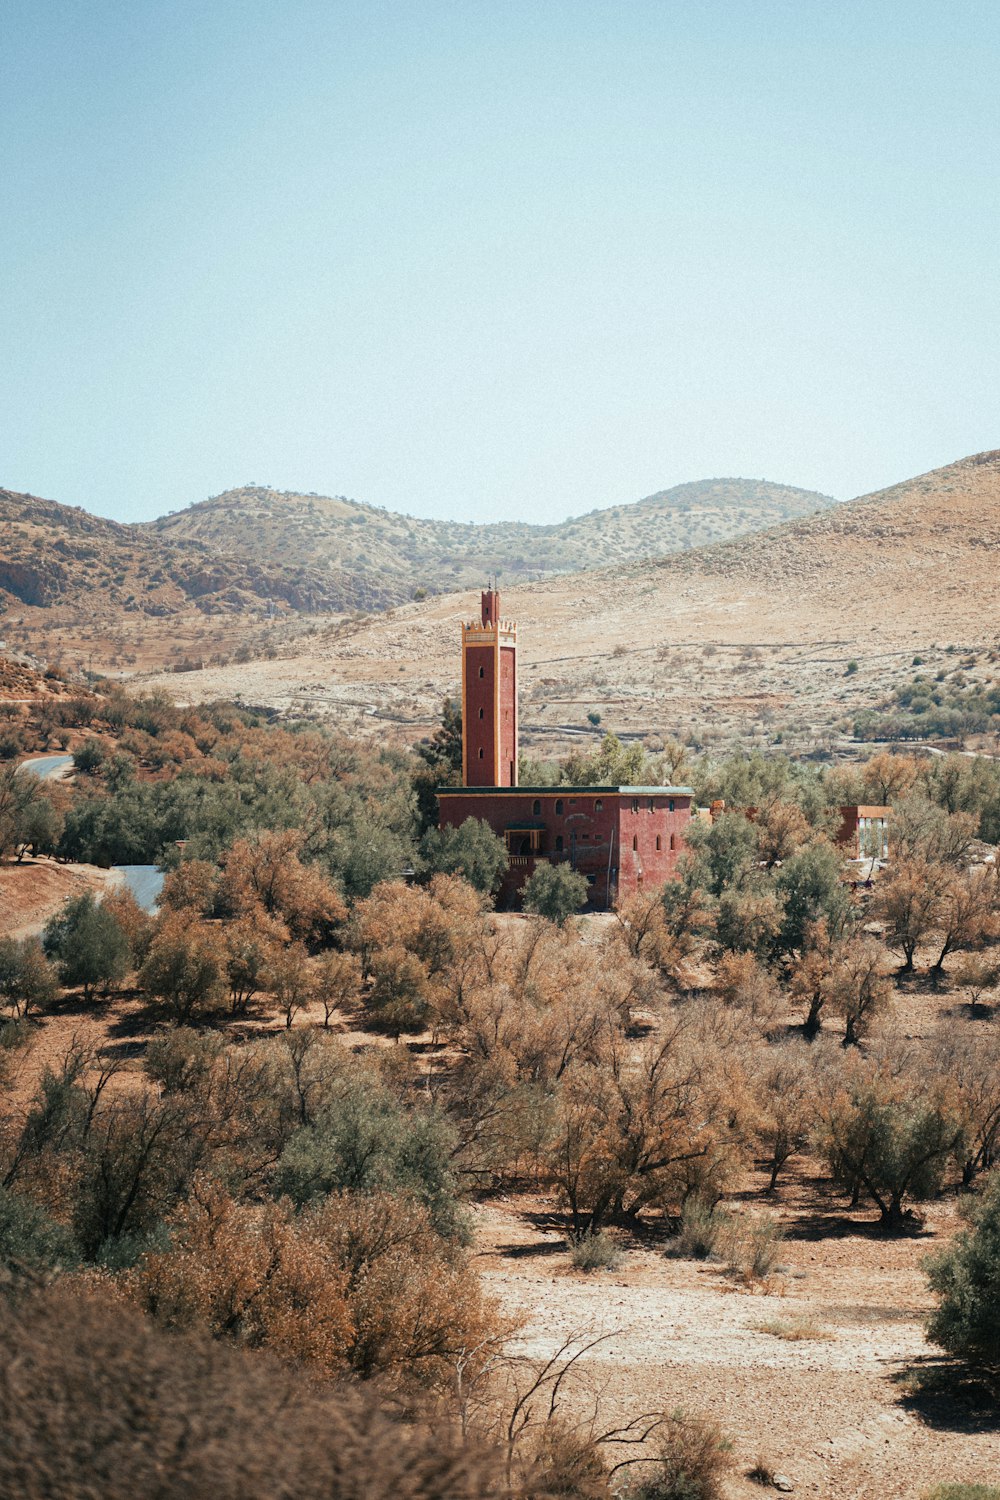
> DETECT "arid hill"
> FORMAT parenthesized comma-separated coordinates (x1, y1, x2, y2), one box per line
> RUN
(146, 477, 836, 604)
(0, 488, 387, 620)
(139, 451, 1000, 754)
(0, 476, 835, 635)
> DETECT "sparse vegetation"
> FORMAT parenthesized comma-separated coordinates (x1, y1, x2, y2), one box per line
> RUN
(753, 1316, 833, 1342)
(623, 1411, 732, 1500)
(3, 632, 1000, 1493)
(569, 1229, 621, 1271)
(926, 1171, 1000, 1387)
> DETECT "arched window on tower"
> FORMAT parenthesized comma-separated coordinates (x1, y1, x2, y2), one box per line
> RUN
(479, 666, 485, 678)
(655, 835, 661, 851)
(555, 799, 563, 814)
(532, 799, 541, 815)
(669, 833, 676, 851)
(478, 748, 484, 760)
(478, 707, 484, 719)
(632, 835, 638, 852)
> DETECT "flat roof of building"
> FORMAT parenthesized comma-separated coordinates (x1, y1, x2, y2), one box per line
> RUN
(437, 785, 695, 796)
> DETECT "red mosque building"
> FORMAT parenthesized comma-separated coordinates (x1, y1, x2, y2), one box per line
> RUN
(438, 589, 694, 909)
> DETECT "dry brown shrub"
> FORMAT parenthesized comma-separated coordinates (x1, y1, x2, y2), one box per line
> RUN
(0, 1284, 509, 1500)
(754, 799, 811, 867)
(159, 857, 219, 916)
(516, 1420, 611, 1498)
(611, 891, 685, 978)
(314, 949, 362, 1026)
(125, 1180, 507, 1395)
(138, 911, 225, 1022)
(751, 1043, 815, 1191)
(99, 884, 153, 964)
(305, 1190, 511, 1389)
(219, 829, 346, 943)
(223, 910, 288, 1013)
(349, 875, 486, 1023)
(825, 936, 893, 1046)
(623, 1410, 732, 1500)
(124, 1180, 354, 1373)
(713, 952, 780, 1030)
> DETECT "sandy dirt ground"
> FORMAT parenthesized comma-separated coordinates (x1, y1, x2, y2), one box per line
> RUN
(473, 1180, 1000, 1499)
(0, 857, 123, 941)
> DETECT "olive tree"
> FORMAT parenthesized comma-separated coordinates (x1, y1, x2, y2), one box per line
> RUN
(522, 864, 589, 926)
(43, 892, 130, 1001)
(926, 1170, 1000, 1386)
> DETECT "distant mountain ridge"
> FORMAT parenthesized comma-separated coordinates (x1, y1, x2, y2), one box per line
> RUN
(0, 476, 836, 620)
(146, 477, 837, 607)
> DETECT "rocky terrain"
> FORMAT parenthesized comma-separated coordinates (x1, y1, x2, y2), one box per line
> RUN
(0, 488, 384, 622)
(0, 477, 835, 636)
(147, 478, 836, 605)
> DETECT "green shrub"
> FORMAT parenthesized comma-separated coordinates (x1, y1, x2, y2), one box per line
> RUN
(522, 862, 589, 925)
(419, 817, 507, 894)
(0, 937, 58, 1019)
(275, 1073, 465, 1241)
(72, 738, 106, 774)
(926, 1171, 1000, 1383)
(0, 1185, 78, 1275)
(42, 892, 130, 1000)
(667, 1199, 728, 1261)
(568, 1229, 620, 1272)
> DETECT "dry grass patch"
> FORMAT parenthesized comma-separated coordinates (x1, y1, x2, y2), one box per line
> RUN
(752, 1315, 835, 1342)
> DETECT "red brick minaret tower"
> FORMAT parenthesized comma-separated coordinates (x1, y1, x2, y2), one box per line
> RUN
(461, 586, 518, 786)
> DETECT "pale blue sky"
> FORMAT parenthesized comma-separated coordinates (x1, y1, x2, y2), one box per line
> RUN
(2, 1, 998, 524)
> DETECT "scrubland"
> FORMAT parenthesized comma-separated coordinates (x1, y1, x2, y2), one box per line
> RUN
(1, 680, 1000, 1498)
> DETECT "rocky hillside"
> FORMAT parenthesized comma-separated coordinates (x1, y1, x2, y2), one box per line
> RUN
(640, 448, 1000, 594)
(0, 489, 388, 618)
(138, 450, 1000, 754)
(147, 478, 836, 605)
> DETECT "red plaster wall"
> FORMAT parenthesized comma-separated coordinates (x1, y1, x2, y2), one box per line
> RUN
(498, 644, 517, 787)
(464, 644, 496, 784)
(439, 790, 692, 908)
(615, 794, 691, 898)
